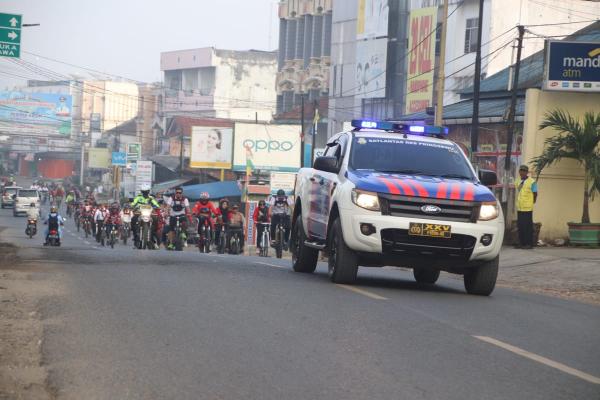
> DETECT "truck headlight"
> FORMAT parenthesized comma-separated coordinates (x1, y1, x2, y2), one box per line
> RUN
(478, 202, 499, 221)
(351, 189, 380, 211)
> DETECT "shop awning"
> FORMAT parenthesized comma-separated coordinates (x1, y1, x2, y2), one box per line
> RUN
(181, 181, 242, 201)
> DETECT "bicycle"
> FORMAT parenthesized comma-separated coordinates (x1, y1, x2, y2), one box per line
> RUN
(121, 222, 130, 245)
(216, 223, 227, 254)
(74, 208, 81, 232)
(171, 216, 187, 251)
(273, 221, 286, 259)
(82, 216, 92, 238)
(257, 222, 271, 257)
(197, 216, 212, 253)
(107, 225, 118, 249)
(228, 227, 243, 255)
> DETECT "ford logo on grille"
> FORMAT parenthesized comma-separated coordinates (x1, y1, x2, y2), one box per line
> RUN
(421, 205, 442, 214)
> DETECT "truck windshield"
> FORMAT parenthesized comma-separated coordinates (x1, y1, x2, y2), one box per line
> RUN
(349, 136, 475, 180)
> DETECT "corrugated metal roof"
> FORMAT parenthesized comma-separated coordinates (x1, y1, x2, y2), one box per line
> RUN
(396, 97, 525, 121)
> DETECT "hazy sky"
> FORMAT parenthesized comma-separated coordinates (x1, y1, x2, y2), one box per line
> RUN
(0, 0, 280, 87)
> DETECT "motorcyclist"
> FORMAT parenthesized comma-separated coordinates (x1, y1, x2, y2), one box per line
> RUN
(94, 203, 109, 243)
(253, 199, 270, 255)
(269, 189, 292, 250)
(131, 184, 160, 246)
(228, 204, 246, 253)
(104, 203, 122, 245)
(43, 206, 65, 246)
(192, 192, 218, 237)
(26, 203, 40, 235)
(165, 187, 191, 250)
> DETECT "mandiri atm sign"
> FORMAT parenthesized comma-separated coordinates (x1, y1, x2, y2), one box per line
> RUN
(544, 40, 600, 92)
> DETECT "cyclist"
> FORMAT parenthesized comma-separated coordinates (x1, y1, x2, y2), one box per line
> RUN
(192, 192, 218, 240)
(253, 199, 270, 255)
(104, 203, 122, 246)
(228, 204, 246, 253)
(269, 189, 292, 250)
(165, 187, 191, 250)
(94, 203, 109, 243)
(214, 198, 232, 252)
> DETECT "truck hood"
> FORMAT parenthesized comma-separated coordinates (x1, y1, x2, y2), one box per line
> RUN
(348, 170, 496, 202)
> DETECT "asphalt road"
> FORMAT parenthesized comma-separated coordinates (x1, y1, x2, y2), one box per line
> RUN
(1, 205, 599, 400)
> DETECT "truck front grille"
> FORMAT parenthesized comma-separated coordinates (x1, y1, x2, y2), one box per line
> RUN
(381, 229, 476, 259)
(379, 194, 479, 223)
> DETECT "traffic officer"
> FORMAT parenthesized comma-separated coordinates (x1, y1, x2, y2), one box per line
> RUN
(515, 164, 538, 249)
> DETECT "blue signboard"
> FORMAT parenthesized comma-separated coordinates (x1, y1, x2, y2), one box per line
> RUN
(0, 91, 73, 135)
(112, 152, 127, 166)
(544, 40, 600, 92)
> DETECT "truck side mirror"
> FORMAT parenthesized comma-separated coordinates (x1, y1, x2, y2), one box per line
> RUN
(313, 156, 339, 174)
(478, 169, 498, 186)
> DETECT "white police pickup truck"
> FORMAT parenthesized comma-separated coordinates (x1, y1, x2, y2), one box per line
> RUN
(290, 120, 504, 296)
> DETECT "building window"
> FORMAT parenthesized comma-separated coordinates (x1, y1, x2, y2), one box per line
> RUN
(464, 18, 478, 54)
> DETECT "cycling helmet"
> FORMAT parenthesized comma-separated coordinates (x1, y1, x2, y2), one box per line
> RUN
(175, 186, 183, 194)
(200, 192, 209, 200)
(123, 203, 131, 209)
(277, 189, 285, 196)
(232, 204, 239, 210)
(110, 202, 119, 210)
(50, 206, 57, 213)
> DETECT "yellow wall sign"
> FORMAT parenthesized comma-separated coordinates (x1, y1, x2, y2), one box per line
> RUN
(405, 7, 437, 115)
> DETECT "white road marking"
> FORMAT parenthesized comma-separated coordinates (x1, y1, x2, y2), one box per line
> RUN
(335, 284, 388, 300)
(473, 336, 600, 385)
(255, 261, 288, 270)
(84, 241, 91, 245)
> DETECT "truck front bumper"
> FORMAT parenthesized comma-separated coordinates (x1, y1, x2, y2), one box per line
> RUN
(339, 205, 503, 264)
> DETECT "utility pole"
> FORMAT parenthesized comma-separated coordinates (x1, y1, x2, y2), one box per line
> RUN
(79, 141, 85, 186)
(470, 0, 485, 158)
(435, 0, 449, 126)
(300, 93, 305, 167)
(502, 25, 525, 215)
(179, 132, 184, 178)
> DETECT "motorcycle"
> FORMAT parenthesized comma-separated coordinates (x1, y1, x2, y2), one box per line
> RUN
(25, 219, 37, 239)
(139, 205, 155, 250)
(197, 216, 212, 254)
(47, 229, 60, 246)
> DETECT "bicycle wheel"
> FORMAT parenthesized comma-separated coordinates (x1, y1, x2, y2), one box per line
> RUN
(275, 227, 283, 259)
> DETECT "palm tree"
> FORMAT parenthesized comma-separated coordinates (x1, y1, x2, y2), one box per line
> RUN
(532, 110, 600, 223)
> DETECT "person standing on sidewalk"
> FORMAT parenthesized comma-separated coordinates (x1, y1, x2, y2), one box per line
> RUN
(515, 165, 538, 249)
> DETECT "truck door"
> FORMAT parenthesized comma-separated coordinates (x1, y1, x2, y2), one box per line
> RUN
(307, 136, 347, 241)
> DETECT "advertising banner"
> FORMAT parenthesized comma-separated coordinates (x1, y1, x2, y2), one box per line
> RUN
(405, 7, 437, 115)
(190, 126, 233, 169)
(233, 123, 301, 172)
(544, 40, 600, 92)
(112, 152, 127, 166)
(135, 161, 153, 192)
(88, 148, 111, 169)
(357, 0, 389, 40)
(0, 91, 72, 136)
(355, 38, 387, 99)
(246, 201, 257, 246)
(126, 143, 141, 162)
(269, 172, 297, 195)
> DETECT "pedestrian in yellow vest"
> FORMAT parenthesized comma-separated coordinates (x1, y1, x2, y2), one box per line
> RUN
(515, 165, 538, 249)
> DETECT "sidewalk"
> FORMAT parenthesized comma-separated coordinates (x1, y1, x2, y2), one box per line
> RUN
(497, 246, 600, 305)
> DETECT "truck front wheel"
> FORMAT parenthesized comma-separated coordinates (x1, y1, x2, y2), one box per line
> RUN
(463, 255, 499, 296)
(291, 215, 318, 273)
(328, 218, 358, 284)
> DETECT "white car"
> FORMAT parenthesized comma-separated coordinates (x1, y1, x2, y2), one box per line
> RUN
(291, 120, 504, 296)
(1, 186, 21, 209)
(13, 188, 40, 217)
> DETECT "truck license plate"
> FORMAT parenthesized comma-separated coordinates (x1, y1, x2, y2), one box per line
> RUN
(409, 222, 451, 238)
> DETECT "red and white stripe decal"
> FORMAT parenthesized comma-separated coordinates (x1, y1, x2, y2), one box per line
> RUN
(392, 179, 415, 196)
(436, 182, 448, 199)
(378, 177, 401, 195)
(463, 184, 475, 201)
(406, 179, 429, 198)
(449, 184, 462, 200)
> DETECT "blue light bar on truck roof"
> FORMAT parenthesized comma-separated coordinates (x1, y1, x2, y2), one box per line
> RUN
(350, 119, 449, 137)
